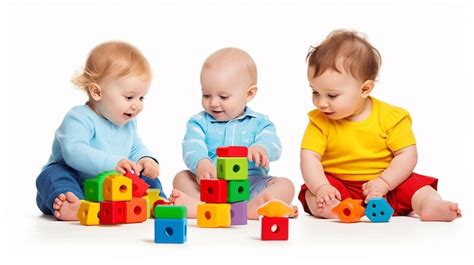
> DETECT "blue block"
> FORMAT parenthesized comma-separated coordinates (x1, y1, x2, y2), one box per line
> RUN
(154, 218, 187, 244)
(365, 197, 394, 223)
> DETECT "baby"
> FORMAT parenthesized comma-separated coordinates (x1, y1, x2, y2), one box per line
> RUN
(298, 30, 461, 221)
(35, 41, 165, 220)
(169, 47, 296, 219)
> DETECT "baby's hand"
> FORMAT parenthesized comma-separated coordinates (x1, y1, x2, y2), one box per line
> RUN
(247, 145, 269, 168)
(138, 157, 160, 178)
(362, 178, 390, 203)
(315, 184, 341, 211)
(196, 159, 216, 183)
(116, 159, 141, 176)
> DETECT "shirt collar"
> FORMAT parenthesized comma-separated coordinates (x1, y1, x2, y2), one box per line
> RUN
(208, 106, 258, 123)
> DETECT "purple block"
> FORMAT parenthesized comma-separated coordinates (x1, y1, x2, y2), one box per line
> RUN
(230, 201, 247, 225)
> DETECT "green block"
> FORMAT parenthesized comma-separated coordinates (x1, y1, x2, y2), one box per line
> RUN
(84, 171, 120, 202)
(217, 157, 248, 180)
(227, 179, 249, 203)
(154, 205, 187, 219)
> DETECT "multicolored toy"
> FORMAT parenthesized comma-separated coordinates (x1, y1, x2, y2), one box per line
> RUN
(154, 205, 187, 244)
(332, 197, 394, 223)
(258, 199, 291, 240)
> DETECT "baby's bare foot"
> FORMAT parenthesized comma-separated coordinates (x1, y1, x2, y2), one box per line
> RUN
(168, 189, 201, 218)
(419, 199, 462, 222)
(290, 205, 299, 218)
(53, 192, 80, 221)
(318, 199, 340, 219)
(247, 192, 272, 220)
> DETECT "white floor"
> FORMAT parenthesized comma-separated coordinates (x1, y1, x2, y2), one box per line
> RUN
(6, 210, 473, 264)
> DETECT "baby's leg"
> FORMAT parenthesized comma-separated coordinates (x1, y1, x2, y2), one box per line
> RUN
(36, 163, 83, 220)
(52, 192, 81, 221)
(247, 177, 296, 220)
(304, 190, 339, 219)
(169, 170, 202, 218)
(411, 186, 461, 222)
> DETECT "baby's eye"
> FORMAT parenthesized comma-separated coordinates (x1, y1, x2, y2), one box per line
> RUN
(312, 91, 319, 97)
(328, 94, 338, 99)
(139, 96, 145, 101)
(220, 95, 229, 100)
(202, 94, 211, 99)
(125, 96, 134, 100)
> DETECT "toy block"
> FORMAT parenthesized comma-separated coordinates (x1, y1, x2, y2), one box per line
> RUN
(146, 189, 166, 217)
(217, 157, 248, 180)
(154, 206, 187, 219)
(216, 146, 248, 157)
(332, 198, 365, 223)
(197, 203, 231, 228)
(102, 175, 132, 201)
(100, 201, 126, 224)
(84, 177, 106, 202)
(77, 200, 100, 226)
(261, 217, 289, 240)
(123, 171, 150, 197)
(258, 199, 295, 218)
(154, 218, 187, 244)
(227, 179, 249, 203)
(231, 201, 247, 225)
(96, 170, 121, 180)
(125, 197, 147, 223)
(365, 197, 394, 223)
(200, 179, 228, 203)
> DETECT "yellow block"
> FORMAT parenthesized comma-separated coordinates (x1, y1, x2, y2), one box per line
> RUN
(77, 200, 100, 225)
(197, 203, 231, 228)
(102, 175, 132, 201)
(146, 189, 165, 218)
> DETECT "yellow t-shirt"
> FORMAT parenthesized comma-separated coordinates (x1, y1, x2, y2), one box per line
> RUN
(301, 97, 416, 181)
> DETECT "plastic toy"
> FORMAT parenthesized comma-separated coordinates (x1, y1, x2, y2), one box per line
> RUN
(77, 200, 100, 225)
(230, 201, 247, 225)
(216, 146, 248, 157)
(154, 205, 187, 244)
(365, 197, 394, 222)
(123, 171, 150, 197)
(257, 199, 294, 218)
(332, 198, 365, 223)
(200, 179, 228, 203)
(227, 179, 249, 202)
(99, 201, 126, 224)
(197, 203, 231, 228)
(102, 175, 132, 201)
(125, 197, 147, 223)
(261, 217, 289, 240)
(216, 157, 248, 180)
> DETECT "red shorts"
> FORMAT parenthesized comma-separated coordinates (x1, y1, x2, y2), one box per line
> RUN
(298, 172, 438, 216)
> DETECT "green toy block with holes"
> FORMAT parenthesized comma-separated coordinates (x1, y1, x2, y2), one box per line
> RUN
(217, 157, 248, 180)
(227, 179, 250, 202)
(154, 205, 187, 219)
(84, 170, 121, 202)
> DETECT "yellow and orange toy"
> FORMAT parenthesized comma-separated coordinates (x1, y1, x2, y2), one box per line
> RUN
(332, 198, 365, 223)
(257, 199, 295, 218)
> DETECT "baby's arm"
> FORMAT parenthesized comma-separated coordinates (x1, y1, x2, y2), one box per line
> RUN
(182, 115, 213, 181)
(362, 145, 417, 202)
(301, 149, 341, 208)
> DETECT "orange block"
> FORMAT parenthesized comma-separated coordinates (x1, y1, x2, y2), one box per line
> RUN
(332, 198, 365, 223)
(125, 197, 147, 223)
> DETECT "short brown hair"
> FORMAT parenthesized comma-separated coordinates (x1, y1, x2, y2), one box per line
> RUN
(307, 30, 381, 81)
(72, 41, 151, 92)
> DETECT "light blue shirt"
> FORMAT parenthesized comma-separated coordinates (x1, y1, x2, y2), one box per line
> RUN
(182, 107, 282, 176)
(44, 105, 154, 180)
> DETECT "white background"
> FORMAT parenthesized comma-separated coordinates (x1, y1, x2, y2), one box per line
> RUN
(4, 0, 473, 263)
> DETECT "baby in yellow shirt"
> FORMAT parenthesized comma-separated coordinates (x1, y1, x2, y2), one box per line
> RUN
(298, 29, 461, 221)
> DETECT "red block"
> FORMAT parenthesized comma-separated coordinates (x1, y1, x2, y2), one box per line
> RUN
(100, 201, 126, 225)
(200, 179, 228, 203)
(261, 217, 288, 240)
(216, 146, 248, 157)
(124, 171, 150, 197)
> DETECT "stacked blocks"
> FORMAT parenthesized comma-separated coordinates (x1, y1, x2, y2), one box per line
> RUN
(77, 171, 149, 225)
(258, 200, 291, 240)
(154, 205, 187, 244)
(365, 197, 394, 222)
(332, 197, 394, 223)
(197, 146, 249, 227)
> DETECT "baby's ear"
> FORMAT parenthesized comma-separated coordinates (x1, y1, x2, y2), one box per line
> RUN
(361, 80, 375, 98)
(88, 83, 102, 101)
(246, 85, 258, 101)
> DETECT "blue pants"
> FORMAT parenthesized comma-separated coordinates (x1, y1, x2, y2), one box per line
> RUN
(36, 163, 167, 215)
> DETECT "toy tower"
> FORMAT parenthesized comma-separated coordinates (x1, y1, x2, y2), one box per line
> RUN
(77, 171, 150, 225)
(197, 146, 249, 227)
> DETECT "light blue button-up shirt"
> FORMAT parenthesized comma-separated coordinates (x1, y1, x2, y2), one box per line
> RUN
(44, 105, 154, 180)
(182, 107, 282, 176)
